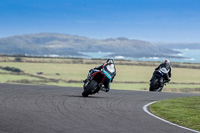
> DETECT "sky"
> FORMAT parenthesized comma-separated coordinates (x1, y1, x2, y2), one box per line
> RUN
(1, 0, 200, 43)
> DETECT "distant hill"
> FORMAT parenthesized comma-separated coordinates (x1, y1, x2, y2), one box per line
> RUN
(154, 43, 200, 49)
(0, 33, 180, 58)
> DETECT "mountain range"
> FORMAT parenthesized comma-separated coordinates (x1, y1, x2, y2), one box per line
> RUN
(154, 43, 200, 49)
(0, 33, 181, 58)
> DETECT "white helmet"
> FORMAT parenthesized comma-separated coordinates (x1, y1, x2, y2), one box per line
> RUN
(165, 59, 170, 63)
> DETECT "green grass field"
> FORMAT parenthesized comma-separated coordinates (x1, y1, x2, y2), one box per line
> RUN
(150, 96, 200, 131)
(0, 58, 200, 93)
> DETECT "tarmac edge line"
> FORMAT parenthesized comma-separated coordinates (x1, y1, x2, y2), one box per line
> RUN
(143, 101, 200, 133)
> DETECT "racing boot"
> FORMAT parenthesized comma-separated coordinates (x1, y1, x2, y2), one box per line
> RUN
(101, 87, 109, 92)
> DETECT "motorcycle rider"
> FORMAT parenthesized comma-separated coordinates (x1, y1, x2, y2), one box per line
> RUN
(83, 59, 116, 92)
(150, 59, 172, 82)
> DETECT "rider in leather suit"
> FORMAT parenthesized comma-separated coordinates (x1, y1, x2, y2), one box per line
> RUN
(84, 59, 116, 92)
(150, 59, 172, 82)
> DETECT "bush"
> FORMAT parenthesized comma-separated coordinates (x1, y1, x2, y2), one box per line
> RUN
(15, 57, 22, 62)
(2, 66, 23, 72)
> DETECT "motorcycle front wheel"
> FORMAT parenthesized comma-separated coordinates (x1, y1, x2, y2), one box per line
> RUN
(149, 78, 160, 92)
(82, 80, 98, 97)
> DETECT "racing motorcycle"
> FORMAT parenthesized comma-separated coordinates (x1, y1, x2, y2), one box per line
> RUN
(82, 69, 109, 97)
(149, 67, 169, 92)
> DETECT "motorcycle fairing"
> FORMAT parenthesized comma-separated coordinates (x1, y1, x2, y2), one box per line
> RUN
(90, 70, 106, 84)
(102, 69, 112, 80)
(159, 67, 169, 74)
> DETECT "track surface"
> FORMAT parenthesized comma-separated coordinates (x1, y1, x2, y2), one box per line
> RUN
(0, 83, 199, 133)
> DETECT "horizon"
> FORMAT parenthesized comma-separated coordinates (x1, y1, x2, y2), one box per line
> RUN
(1, 32, 200, 44)
(1, 0, 200, 43)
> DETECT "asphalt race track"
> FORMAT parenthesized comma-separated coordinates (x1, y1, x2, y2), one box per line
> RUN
(0, 83, 199, 133)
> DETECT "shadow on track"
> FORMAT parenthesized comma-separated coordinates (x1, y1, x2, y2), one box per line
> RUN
(64, 94, 107, 99)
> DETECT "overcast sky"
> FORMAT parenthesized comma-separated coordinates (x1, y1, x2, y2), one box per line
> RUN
(1, 0, 200, 42)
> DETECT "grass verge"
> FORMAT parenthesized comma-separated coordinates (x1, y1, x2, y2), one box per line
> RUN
(0, 58, 200, 93)
(150, 96, 200, 131)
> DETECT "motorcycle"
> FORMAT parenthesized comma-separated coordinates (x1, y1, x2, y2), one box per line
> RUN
(149, 67, 169, 92)
(82, 69, 108, 97)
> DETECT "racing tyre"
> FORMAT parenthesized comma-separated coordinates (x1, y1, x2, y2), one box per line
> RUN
(149, 78, 160, 91)
(82, 80, 98, 97)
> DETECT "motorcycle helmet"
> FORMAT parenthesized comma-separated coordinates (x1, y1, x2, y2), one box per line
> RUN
(106, 59, 114, 65)
(164, 59, 170, 64)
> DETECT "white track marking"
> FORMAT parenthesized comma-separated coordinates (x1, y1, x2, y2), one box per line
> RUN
(143, 101, 200, 133)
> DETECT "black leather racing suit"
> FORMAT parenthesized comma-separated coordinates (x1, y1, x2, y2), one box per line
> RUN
(154, 62, 172, 81)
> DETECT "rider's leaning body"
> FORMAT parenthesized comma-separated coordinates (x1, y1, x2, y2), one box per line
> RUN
(153, 59, 172, 82)
(85, 59, 116, 92)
